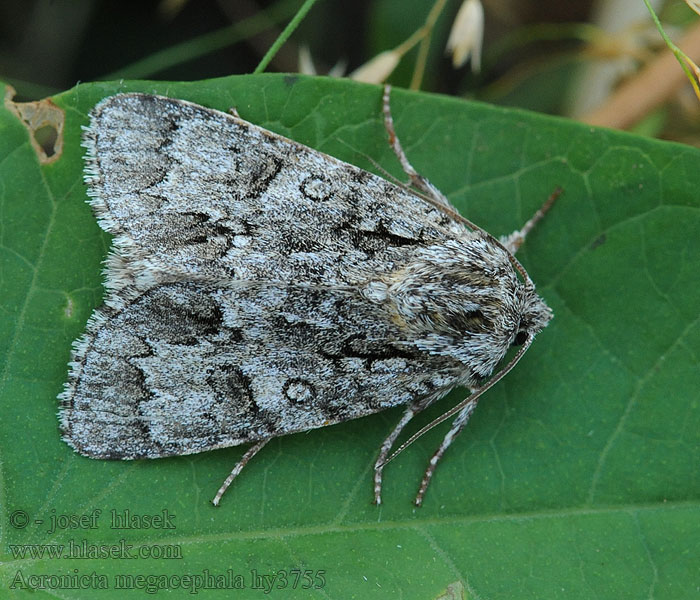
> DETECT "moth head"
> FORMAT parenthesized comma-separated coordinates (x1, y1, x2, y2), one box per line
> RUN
(512, 282, 552, 346)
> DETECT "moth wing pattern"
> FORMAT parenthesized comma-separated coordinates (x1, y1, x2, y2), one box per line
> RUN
(82, 93, 467, 291)
(60, 280, 466, 460)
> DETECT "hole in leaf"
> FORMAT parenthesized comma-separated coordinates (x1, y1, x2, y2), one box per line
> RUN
(5, 86, 65, 164)
(33, 124, 59, 159)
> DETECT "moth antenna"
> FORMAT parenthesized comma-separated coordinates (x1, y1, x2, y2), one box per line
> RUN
(334, 136, 408, 189)
(376, 335, 534, 469)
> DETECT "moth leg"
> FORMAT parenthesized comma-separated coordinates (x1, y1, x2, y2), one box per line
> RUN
(382, 84, 454, 210)
(212, 439, 269, 506)
(414, 397, 479, 506)
(500, 187, 561, 254)
(373, 404, 420, 505)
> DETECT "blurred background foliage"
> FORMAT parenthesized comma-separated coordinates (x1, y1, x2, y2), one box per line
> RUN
(1, 0, 699, 142)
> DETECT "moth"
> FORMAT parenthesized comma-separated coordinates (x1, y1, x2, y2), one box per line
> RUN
(59, 86, 556, 506)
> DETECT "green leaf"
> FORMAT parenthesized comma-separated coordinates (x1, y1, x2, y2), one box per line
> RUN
(1, 74, 698, 599)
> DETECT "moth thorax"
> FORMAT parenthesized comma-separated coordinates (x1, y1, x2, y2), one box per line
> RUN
(385, 253, 516, 338)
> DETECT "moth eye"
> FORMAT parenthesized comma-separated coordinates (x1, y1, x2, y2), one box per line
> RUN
(513, 330, 529, 346)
